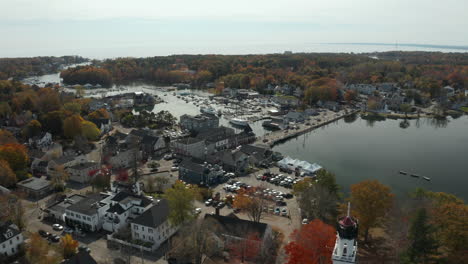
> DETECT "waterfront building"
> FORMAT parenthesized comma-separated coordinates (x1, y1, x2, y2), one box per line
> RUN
(180, 114, 219, 133)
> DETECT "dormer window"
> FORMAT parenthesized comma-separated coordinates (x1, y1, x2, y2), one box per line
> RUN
(4, 230, 13, 239)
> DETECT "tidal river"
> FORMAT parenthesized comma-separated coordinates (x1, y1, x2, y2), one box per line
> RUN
(273, 115, 468, 200)
(22, 70, 468, 200)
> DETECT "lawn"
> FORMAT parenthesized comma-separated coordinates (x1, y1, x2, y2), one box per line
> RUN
(461, 107, 468, 113)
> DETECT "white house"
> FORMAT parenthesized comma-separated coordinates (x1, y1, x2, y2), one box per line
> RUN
(171, 137, 206, 158)
(130, 199, 178, 250)
(0, 221, 23, 257)
(65, 193, 113, 232)
(102, 192, 153, 233)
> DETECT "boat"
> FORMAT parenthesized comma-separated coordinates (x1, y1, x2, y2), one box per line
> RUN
(200, 106, 217, 115)
(410, 174, 420, 178)
(399, 171, 408, 175)
(423, 176, 431, 181)
(229, 118, 249, 127)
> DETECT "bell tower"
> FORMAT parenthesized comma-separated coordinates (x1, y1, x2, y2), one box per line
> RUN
(332, 202, 358, 263)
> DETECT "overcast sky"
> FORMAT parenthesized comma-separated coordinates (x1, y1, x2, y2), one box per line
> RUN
(1, 0, 467, 58)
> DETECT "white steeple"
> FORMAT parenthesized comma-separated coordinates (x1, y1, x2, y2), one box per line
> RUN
(332, 202, 358, 264)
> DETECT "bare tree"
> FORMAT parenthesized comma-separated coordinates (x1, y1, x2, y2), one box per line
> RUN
(169, 219, 222, 264)
(296, 184, 338, 224)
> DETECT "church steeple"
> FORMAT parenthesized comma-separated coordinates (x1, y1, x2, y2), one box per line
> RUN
(332, 202, 358, 263)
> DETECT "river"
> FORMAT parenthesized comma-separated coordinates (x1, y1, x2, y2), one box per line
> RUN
(273, 115, 468, 200)
(22, 73, 468, 200)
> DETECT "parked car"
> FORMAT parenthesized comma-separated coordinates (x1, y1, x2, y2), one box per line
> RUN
(281, 208, 288, 216)
(205, 199, 213, 206)
(276, 201, 287, 206)
(216, 202, 225, 209)
(78, 245, 91, 253)
(64, 227, 74, 234)
(274, 208, 281, 215)
(170, 166, 178, 171)
(52, 224, 63, 231)
(194, 208, 202, 214)
(38, 230, 49, 238)
(48, 235, 60, 243)
(302, 218, 309, 225)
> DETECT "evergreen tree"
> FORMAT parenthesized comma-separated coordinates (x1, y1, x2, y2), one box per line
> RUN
(402, 208, 439, 263)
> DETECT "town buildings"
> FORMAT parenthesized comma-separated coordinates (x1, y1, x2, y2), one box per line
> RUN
(180, 114, 219, 133)
(0, 221, 23, 258)
(16, 177, 52, 199)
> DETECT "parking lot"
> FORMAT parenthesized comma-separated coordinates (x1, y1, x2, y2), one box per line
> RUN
(194, 166, 303, 240)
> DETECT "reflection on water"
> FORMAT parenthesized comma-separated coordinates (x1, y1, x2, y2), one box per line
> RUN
(273, 116, 468, 200)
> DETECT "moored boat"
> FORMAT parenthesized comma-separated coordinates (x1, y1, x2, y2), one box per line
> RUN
(229, 118, 249, 126)
(410, 174, 420, 178)
(399, 171, 408, 175)
(423, 176, 431, 181)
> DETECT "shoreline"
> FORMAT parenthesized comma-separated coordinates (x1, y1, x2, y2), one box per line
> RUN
(257, 110, 360, 147)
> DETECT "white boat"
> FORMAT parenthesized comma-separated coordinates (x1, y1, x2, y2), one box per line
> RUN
(229, 118, 249, 126)
(200, 106, 217, 115)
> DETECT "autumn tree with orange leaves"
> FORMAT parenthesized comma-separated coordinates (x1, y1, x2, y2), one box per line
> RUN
(233, 188, 268, 223)
(228, 232, 262, 263)
(349, 180, 394, 242)
(285, 219, 336, 264)
(0, 143, 29, 173)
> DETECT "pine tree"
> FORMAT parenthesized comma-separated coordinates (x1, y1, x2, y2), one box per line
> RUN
(402, 208, 439, 263)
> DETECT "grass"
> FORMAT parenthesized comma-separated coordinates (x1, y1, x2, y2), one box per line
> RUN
(461, 107, 468, 113)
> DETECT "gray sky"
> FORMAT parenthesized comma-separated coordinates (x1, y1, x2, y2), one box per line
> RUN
(1, 0, 467, 58)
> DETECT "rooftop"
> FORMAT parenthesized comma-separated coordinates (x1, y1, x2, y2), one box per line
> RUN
(17, 177, 51, 191)
(47, 194, 86, 216)
(205, 214, 269, 238)
(69, 162, 98, 170)
(131, 199, 170, 228)
(67, 193, 110, 216)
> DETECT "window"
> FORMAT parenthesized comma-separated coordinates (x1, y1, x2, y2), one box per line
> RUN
(142, 227, 145, 231)
(134, 225, 138, 230)
(143, 235, 145, 239)
(150, 236, 153, 241)
(135, 233, 139, 238)
(148, 228, 153, 233)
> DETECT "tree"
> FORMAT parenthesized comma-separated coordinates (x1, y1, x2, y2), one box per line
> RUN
(344, 90, 357, 102)
(88, 108, 110, 119)
(90, 170, 111, 192)
(153, 176, 169, 193)
(228, 232, 262, 263)
(63, 102, 82, 114)
(0, 129, 17, 144)
(401, 208, 438, 264)
(81, 120, 100, 140)
(26, 233, 61, 264)
(0, 194, 25, 230)
(0, 101, 12, 119)
(41, 110, 66, 136)
(61, 234, 79, 259)
(51, 165, 69, 191)
(0, 143, 29, 172)
(284, 219, 336, 264)
(367, 98, 380, 111)
(295, 184, 338, 224)
(400, 103, 412, 118)
(233, 188, 267, 223)
(63, 114, 83, 139)
(169, 218, 222, 264)
(315, 169, 340, 196)
(0, 159, 17, 187)
(116, 169, 129, 182)
(165, 180, 197, 226)
(349, 180, 394, 242)
(23, 119, 42, 138)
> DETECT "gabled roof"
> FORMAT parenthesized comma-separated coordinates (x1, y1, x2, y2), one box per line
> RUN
(107, 203, 126, 215)
(142, 135, 159, 145)
(52, 155, 76, 165)
(179, 159, 206, 174)
(111, 192, 152, 208)
(0, 221, 21, 244)
(131, 199, 170, 228)
(204, 214, 269, 238)
(62, 251, 98, 264)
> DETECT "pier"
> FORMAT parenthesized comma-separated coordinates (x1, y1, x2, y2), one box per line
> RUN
(257, 109, 359, 147)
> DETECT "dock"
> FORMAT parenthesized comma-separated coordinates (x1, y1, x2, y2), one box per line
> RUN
(257, 110, 359, 147)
